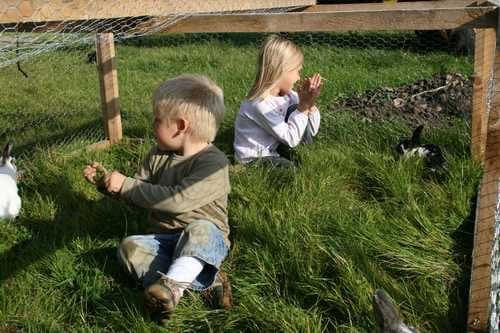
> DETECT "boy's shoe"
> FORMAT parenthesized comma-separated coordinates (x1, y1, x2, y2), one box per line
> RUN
(144, 277, 182, 322)
(202, 271, 233, 309)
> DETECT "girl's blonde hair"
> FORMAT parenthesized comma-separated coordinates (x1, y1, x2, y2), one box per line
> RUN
(247, 35, 303, 101)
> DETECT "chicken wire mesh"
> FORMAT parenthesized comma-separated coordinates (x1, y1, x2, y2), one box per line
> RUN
(0, 29, 476, 159)
(0, 1, 481, 178)
(0, 2, 307, 159)
(1, 2, 498, 331)
(491, 177, 500, 332)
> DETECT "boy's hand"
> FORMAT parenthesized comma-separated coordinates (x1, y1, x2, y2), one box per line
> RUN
(103, 171, 126, 194)
(84, 162, 118, 196)
(297, 73, 323, 112)
(83, 162, 104, 185)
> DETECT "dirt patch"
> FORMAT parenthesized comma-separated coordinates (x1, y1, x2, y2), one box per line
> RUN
(329, 73, 472, 127)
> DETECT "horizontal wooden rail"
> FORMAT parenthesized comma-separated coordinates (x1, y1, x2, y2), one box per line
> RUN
(154, 6, 498, 33)
(0, 0, 497, 33)
(0, 0, 314, 24)
(301, 0, 481, 12)
(2, 4, 497, 34)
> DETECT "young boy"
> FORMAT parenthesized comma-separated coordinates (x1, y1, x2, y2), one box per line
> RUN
(83, 74, 232, 322)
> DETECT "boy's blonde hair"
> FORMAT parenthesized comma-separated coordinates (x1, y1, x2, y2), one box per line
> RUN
(153, 74, 225, 143)
(247, 35, 303, 101)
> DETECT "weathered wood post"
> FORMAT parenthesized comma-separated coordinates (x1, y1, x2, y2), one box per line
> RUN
(468, 6, 500, 331)
(471, 28, 496, 162)
(96, 32, 122, 144)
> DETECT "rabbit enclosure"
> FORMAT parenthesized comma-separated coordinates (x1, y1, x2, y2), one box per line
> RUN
(1, 0, 500, 332)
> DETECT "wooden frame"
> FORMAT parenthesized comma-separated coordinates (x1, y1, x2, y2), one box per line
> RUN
(2, 1, 500, 331)
(472, 28, 496, 162)
(135, 7, 496, 34)
(2, 2, 497, 33)
(0, 0, 315, 24)
(468, 42, 500, 331)
(96, 33, 122, 144)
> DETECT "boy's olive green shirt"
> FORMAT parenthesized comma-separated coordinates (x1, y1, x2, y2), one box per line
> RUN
(120, 144, 230, 244)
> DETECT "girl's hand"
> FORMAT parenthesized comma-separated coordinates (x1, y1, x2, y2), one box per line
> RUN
(104, 171, 126, 194)
(297, 73, 323, 112)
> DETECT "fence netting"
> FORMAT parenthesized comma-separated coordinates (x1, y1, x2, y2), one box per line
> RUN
(2, 1, 499, 332)
(0, 30, 475, 156)
(491, 177, 500, 332)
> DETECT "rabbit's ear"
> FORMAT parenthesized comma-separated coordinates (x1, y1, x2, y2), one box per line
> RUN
(396, 139, 410, 154)
(2, 142, 13, 165)
(410, 125, 424, 146)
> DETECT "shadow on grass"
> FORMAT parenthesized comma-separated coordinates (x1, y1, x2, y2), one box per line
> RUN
(0, 172, 142, 284)
(2, 118, 105, 159)
(444, 194, 477, 333)
(0, 170, 154, 326)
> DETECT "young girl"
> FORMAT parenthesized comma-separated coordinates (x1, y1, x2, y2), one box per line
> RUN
(233, 35, 322, 168)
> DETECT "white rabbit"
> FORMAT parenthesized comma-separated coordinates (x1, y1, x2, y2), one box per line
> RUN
(0, 142, 21, 220)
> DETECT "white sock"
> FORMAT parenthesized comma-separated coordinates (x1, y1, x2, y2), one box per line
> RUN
(166, 256, 205, 294)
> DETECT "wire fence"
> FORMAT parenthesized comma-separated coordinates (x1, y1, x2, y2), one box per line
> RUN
(0, 29, 476, 160)
(491, 178, 500, 332)
(2, 2, 499, 332)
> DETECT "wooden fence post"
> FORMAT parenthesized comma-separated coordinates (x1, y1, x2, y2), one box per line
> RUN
(472, 28, 496, 162)
(468, 26, 500, 332)
(96, 32, 122, 144)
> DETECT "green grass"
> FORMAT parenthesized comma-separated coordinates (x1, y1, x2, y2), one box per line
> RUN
(0, 33, 480, 332)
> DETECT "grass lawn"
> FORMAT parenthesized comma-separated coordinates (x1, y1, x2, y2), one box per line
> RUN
(0, 32, 481, 332)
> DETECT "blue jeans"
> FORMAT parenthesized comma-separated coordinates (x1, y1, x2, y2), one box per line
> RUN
(117, 220, 229, 290)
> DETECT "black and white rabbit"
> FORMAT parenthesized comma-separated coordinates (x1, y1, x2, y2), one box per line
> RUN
(396, 125, 446, 172)
(0, 142, 21, 220)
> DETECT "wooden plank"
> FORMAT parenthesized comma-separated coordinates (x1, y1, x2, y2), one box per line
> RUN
(0, 0, 315, 24)
(479, 206, 495, 218)
(470, 283, 490, 295)
(301, 1, 481, 12)
(485, 159, 500, 171)
(4, 5, 497, 33)
(483, 179, 498, 191)
(470, 283, 490, 299)
(479, 201, 496, 214)
(487, 138, 500, 148)
(479, 210, 496, 223)
(472, 254, 492, 265)
(481, 148, 500, 162)
(140, 6, 498, 34)
(96, 33, 122, 145)
(478, 193, 498, 209)
(472, 28, 496, 162)
(66, 140, 111, 158)
(472, 240, 492, 257)
(469, 305, 490, 322)
(85, 140, 112, 152)
(471, 279, 491, 305)
(479, 208, 496, 220)
(468, 23, 500, 331)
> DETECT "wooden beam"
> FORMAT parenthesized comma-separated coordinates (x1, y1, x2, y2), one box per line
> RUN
(0, 0, 315, 24)
(96, 33, 122, 145)
(301, 1, 481, 12)
(3, 4, 497, 34)
(468, 29, 500, 333)
(146, 6, 497, 33)
(472, 28, 496, 162)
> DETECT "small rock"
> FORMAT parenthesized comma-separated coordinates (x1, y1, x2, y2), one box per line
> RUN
(393, 98, 405, 108)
